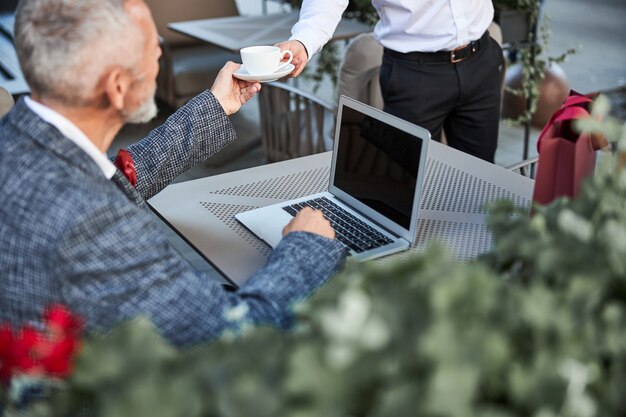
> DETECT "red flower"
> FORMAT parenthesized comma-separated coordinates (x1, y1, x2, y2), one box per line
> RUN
(44, 304, 82, 339)
(0, 305, 83, 384)
(37, 337, 79, 377)
(0, 324, 16, 382)
(38, 305, 83, 377)
(13, 326, 39, 372)
(0, 324, 36, 383)
(114, 148, 137, 187)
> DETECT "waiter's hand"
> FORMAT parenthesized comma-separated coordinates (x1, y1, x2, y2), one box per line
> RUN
(210, 61, 261, 115)
(282, 207, 335, 239)
(274, 40, 309, 78)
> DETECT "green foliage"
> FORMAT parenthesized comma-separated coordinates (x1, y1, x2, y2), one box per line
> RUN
(303, 42, 339, 93)
(288, 0, 377, 23)
(493, 0, 578, 126)
(576, 95, 626, 145)
(504, 14, 577, 126)
(343, 0, 378, 26)
(19, 147, 626, 416)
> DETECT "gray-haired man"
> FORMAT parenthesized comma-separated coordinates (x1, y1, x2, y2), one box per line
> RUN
(0, 0, 345, 345)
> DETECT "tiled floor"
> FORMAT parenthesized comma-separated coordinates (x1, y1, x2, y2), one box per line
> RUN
(111, 0, 626, 280)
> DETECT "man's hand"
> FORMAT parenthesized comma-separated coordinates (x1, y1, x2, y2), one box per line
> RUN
(274, 40, 309, 78)
(210, 61, 261, 115)
(282, 207, 335, 240)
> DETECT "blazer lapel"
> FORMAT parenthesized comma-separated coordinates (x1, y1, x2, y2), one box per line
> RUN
(111, 169, 146, 207)
(7, 98, 148, 208)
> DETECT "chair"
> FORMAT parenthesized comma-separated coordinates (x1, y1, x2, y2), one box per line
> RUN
(488, 22, 507, 112)
(145, 0, 241, 109)
(506, 156, 539, 178)
(337, 32, 384, 110)
(0, 86, 14, 117)
(258, 82, 336, 162)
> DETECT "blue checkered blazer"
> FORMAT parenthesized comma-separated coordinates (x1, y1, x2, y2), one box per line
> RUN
(0, 91, 345, 345)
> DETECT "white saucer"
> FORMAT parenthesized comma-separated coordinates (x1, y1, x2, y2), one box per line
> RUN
(233, 64, 294, 83)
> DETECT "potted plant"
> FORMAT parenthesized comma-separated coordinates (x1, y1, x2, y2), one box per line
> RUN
(493, 0, 578, 161)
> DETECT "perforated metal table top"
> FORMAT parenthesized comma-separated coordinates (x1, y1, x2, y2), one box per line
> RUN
(149, 140, 534, 286)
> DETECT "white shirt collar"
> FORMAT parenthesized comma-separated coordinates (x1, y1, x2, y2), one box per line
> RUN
(25, 97, 117, 180)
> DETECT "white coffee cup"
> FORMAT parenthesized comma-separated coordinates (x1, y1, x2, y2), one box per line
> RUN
(240, 46, 293, 76)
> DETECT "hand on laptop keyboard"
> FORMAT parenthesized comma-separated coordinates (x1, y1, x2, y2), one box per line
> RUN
(283, 198, 393, 254)
(282, 206, 336, 240)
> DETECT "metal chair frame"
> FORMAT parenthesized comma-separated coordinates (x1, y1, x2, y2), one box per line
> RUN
(258, 82, 336, 162)
(506, 156, 539, 178)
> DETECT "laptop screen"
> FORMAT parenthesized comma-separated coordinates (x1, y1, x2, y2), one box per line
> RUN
(332, 103, 424, 230)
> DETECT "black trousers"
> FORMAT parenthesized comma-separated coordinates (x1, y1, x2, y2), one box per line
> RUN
(379, 34, 504, 162)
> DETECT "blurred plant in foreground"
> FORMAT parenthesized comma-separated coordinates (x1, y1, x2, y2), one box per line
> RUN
(0, 306, 82, 416)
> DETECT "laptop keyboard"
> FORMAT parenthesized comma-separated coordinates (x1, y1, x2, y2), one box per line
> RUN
(282, 197, 393, 253)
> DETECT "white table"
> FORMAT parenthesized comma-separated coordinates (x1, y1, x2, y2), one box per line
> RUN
(168, 11, 372, 52)
(149, 141, 534, 287)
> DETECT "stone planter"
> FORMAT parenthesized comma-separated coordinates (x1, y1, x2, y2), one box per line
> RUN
(502, 62, 570, 129)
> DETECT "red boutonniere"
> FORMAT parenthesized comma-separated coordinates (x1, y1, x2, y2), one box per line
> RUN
(0, 305, 83, 383)
(114, 149, 137, 188)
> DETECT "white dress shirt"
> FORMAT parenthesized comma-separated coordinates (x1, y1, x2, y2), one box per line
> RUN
(25, 97, 116, 180)
(290, 0, 494, 56)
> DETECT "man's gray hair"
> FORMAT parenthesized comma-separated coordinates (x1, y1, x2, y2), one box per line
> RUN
(15, 0, 143, 106)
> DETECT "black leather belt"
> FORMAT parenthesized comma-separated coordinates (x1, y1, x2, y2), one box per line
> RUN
(384, 31, 490, 64)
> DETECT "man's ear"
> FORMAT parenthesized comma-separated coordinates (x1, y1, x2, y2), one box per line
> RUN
(103, 67, 131, 111)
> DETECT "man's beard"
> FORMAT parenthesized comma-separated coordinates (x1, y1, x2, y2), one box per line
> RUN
(123, 85, 158, 124)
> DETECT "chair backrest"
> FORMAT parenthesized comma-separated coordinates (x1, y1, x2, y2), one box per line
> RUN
(506, 156, 539, 178)
(0, 86, 14, 117)
(487, 21, 507, 107)
(337, 32, 383, 110)
(258, 82, 336, 162)
(488, 21, 503, 46)
(145, 0, 239, 46)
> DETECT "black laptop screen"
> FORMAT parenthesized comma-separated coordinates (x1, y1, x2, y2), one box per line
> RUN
(333, 105, 424, 230)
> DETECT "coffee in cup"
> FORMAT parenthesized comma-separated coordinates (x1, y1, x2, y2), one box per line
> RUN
(240, 45, 293, 76)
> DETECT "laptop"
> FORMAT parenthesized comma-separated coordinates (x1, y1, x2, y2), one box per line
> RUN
(236, 95, 431, 261)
